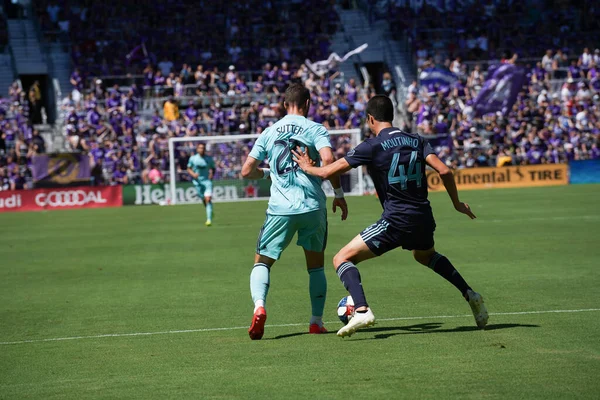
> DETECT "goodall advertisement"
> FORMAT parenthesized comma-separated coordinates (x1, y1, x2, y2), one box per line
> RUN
(0, 186, 122, 213)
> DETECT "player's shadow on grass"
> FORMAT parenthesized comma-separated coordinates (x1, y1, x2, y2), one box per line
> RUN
(355, 322, 540, 340)
(267, 322, 538, 340)
(267, 331, 337, 340)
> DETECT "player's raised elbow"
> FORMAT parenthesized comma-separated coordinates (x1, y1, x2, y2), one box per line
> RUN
(435, 163, 452, 176)
(241, 164, 253, 179)
(438, 165, 453, 177)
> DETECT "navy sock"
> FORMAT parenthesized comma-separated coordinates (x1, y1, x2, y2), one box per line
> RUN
(337, 262, 368, 309)
(428, 253, 471, 297)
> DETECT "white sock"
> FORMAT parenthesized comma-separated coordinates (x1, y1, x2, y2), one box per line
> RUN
(254, 300, 265, 313)
(310, 316, 323, 327)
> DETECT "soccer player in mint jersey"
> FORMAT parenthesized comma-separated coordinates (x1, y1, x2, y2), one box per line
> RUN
(241, 83, 349, 340)
(187, 143, 215, 226)
(293, 95, 488, 337)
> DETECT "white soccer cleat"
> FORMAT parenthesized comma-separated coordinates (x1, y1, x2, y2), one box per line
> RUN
(466, 289, 488, 329)
(337, 308, 376, 337)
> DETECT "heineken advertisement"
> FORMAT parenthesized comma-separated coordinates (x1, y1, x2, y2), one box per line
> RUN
(123, 180, 272, 205)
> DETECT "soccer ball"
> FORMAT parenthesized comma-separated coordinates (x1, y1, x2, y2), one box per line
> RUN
(337, 295, 355, 325)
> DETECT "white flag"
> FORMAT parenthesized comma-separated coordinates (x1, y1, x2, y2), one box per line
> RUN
(305, 43, 368, 77)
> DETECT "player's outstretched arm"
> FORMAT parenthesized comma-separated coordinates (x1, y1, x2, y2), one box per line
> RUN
(319, 147, 348, 221)
(292, 148, 352, 179)
(425, 154, 476, 219)
(241, 156, 269, 180)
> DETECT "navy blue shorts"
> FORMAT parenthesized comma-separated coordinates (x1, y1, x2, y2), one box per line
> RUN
(360, 218, 435, 256)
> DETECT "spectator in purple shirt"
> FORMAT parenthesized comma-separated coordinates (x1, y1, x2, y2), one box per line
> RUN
(212, 103, 225, 133)
(143, 64, 154, 87)
(184, 104, 198, 122)
(123, 91, 137, 113)
(235, 77, 248, 94)
(70, 68, 84, 91)
(112, 164, 129, 185)
(154, 71, 166, 96)
(279, 62, 292, 83)
(106, 91, 121, 111)
(345, 78, 357, 103)
(568, 60, 581, 79)
(263, 63, 276, 90)
(253, 75, 264, 94)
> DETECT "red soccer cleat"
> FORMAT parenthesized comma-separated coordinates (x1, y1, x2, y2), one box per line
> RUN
(248, 307, 267, 340)
(309, 324, 328, 334)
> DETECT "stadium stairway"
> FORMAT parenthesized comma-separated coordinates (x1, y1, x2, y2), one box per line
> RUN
(47, 42, 72, 102)
(334, 8, 415, 89)
(327, 12, 362, 82)
(7, 19, 47, 75)
(0, 51, 16, 94)
(334, 6, 415, 127)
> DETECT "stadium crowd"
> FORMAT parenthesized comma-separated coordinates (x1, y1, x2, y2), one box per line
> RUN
(379, 0, 600, 64)
(0, 82, 46, 191)
(407, 46, 600, 168)
(34, 0, 339, 77)
(59, 61, 365, 186)
(2, 0, 599, 192)
(382, 0, 600, 168)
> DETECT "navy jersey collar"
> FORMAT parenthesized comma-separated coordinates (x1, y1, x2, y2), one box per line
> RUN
(378, 127, 402, 137)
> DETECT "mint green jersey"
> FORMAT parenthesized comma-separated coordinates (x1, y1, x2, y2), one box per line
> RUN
(249, 114, 331, 215)
(188, 154, 215, 184)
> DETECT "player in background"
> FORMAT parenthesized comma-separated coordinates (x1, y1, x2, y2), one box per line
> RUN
(293, 95, 488, 337)
(187, 143, 215, 226)
(241, 83, 349, 340)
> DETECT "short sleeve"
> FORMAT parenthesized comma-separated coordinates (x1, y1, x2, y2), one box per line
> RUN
(344, 141, 373, 168)
(187, 157, 194, 169)
(249, 132, 267, 161)
(208, 157, 216, 169)
(423, 140, 435, 158)
(312, 125, 332, 151)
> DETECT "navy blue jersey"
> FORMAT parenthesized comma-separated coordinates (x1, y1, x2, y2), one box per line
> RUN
(345, 127, 435, 229)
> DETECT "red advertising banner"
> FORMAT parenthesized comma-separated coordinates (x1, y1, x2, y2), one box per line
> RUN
(0, 186, 122, 213)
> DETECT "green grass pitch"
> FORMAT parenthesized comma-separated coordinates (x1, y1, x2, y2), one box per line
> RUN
(1, 185, 599, 399)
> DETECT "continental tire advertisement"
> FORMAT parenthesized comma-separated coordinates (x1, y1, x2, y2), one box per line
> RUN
(122, 180, 272, 205)
(426, 164, 569, 191)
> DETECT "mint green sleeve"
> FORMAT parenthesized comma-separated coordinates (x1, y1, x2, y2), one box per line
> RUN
(312, 124, 332, 151)
(249, 132, 267, 161)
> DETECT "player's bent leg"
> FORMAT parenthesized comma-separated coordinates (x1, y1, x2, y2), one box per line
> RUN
(249, 214, 296, 340)
(333, 234, 378, 268)
(414, 247, 488, 329)
(304, 250, 328, 334)
(334, 234, 377, 337)
(248, 254, 275, 340)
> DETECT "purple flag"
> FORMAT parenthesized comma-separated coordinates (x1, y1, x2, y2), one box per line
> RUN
(125, 42, 148, 65)
(473, 64, 526, 117)
(31, 153, 91, 184)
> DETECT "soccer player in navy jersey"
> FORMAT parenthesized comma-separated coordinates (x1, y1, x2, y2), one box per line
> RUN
(293, 95, 488, 337)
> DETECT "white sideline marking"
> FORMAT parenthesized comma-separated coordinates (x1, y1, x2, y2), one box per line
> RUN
(486, 215, 599, 223)
(1, 308, 598, 346)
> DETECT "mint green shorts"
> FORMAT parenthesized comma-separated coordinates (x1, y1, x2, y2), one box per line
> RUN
(194, 180, 213, 198)
(256, 209, 328, 260)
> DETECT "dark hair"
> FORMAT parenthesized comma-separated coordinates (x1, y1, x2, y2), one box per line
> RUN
(366, 95, 394, 122)
(284, 83, 310, 110)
